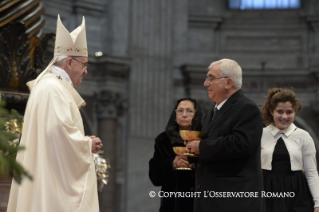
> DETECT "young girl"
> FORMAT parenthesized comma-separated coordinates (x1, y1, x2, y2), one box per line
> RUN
(261, 88, 319, 212)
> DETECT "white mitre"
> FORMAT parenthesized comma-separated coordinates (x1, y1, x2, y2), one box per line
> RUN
(54, 14, 87, 57)
(27, 14, 88, 89)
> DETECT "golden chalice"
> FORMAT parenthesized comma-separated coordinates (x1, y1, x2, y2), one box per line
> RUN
(180, 130, 206, 157)
(172, 146, 192, 171)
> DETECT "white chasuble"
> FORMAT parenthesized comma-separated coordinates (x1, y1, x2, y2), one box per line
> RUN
(7, 72, 99, 212)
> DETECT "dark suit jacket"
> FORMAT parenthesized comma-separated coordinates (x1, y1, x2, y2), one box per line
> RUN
(195, 89, 264, 212)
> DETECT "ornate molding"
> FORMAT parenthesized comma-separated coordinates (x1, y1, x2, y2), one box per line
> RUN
(0, 0, 45, 38)
(33, 32, 55, 72)
(189, 15, 223, 29)
(0, 22, 31, 91)
(0, 22, 54, 92)
(0, 91, 29, 106)
(95, 90, 127, 118)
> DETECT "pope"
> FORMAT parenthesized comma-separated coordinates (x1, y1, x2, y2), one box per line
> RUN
(7, 15, 102, 212)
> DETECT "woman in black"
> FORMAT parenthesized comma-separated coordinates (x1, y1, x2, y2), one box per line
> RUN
(149, 97, 202, 212)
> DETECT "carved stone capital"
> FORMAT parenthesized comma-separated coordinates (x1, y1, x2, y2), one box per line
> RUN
(95, 90, 127, 118)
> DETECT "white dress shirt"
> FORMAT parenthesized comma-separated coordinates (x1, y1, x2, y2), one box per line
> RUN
(215, 98, 228, 110)
(261, 123, 319, 207)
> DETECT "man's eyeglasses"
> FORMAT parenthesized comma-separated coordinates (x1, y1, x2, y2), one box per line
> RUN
(71, 57, 89, 70)
(175, 109, 195, 116)
(205, 76, 228, 84)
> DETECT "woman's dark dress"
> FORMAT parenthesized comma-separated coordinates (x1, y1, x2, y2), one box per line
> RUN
(149, 132, 195, 212)
(263, 137, 314, 212)
(149, 98, 202, 212)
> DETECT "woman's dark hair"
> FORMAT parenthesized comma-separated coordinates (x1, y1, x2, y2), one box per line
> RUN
(165, 97, 203, 144)
(262, 88, 302, 126)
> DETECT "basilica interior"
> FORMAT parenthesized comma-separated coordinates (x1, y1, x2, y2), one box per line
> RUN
(1, 0, 319, 211)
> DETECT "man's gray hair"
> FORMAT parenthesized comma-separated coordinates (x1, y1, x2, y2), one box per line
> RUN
(53, 56, 69, 67)
(208, 59, 242, 89)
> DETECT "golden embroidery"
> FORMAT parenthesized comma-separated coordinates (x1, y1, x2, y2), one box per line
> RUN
(75, 48, 88, 54)
(54, 46, 87, 55)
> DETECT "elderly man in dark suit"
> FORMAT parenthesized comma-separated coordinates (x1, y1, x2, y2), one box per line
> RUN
(186, 59, 263, 212)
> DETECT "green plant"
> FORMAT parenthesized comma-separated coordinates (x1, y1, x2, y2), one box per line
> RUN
(0, 100, 32, 184)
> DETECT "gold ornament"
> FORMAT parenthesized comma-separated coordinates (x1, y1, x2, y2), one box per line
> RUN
(4, 119, 22, 134)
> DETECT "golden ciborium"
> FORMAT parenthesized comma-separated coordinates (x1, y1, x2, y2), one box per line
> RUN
(180, 130, 206, 158)
(173, 146, 192, 170)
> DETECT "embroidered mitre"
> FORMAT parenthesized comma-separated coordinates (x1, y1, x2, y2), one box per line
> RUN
(54, 14, 88, 57)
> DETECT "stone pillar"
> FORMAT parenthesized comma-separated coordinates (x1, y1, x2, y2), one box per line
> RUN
(127, 0, 175, 211)
(95, 90, 126, 212)
(98, 118, 117, 212)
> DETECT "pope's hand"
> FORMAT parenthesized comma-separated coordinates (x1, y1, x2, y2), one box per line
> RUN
(90, 135, 103, 153)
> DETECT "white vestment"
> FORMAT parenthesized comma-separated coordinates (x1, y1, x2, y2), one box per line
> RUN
(7, 71, 99, 212)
